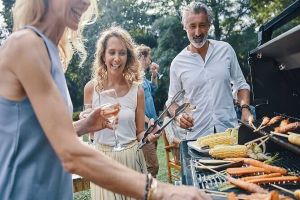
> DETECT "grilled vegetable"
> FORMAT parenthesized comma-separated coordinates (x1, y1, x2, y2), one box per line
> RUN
(226, 166, 266, 176)
(275, 122, 300, 133)
(227, 175, 267, 194)
(295, 190, 300, 200)
(227, 192, 238, 200)
(224, 158, 287, 175)
(197, 134, 236, 148)
(267, 116, 282, 126)
(248, 176, 300, 184)
(280, 119, 290, 127)
(238, 190, 292, 200)
(241, 172, 282, 181)
(288, 133, 300, 146)
(255, 116, 270, 131)
(209, 145, 248, 159)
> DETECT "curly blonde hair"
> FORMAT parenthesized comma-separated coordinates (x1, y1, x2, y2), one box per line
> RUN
(13, 0, 98, 70)
(92, 26, 143, 92)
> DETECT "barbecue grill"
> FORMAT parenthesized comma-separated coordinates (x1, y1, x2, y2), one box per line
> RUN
(181, 1, 300, 199)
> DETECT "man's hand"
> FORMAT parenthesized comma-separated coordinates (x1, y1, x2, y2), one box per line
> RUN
(176, 113, 194, 130)
(241, 108, 252, 124)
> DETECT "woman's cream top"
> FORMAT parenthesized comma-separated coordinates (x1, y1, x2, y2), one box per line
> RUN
(93, 85, 138, 146)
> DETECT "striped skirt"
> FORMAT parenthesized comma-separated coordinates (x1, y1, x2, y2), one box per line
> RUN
(91, 140, 147, 200)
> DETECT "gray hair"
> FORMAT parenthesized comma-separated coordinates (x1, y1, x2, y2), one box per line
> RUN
(181, 2, 213, 27)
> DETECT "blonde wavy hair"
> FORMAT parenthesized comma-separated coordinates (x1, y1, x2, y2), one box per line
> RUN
(12, 0, 98, 70)
(92, 26, 143, 92)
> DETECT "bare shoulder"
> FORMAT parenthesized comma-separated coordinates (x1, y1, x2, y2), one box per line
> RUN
(84, 80, 95, 103)
(84, 80, 95, 94)
(2, 29, 44, 55)
(0, 29, 50, 100)
(137, 85, 145, 99)
(1, 29, 49, 70)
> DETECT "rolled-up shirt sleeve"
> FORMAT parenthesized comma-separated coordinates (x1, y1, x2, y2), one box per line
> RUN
(166, 61, 182, 107)
(229, 45, 250, 97)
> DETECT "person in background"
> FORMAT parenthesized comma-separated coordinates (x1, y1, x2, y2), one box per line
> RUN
(0, 0, 211, 199)
(166, 1, 252, 140)
(137, 44, 160, 178)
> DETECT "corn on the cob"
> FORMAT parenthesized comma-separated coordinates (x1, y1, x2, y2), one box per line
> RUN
(197, 134, 236, 148)
(209, 145, 248, 159)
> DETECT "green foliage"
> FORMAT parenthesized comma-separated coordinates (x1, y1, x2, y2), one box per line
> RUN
(1, 0, 14, 31)
(250, 0, 294, 25)
(73, 190, 91, 200)
(150, 16, 188, 111)
(73, 111, 81, 121)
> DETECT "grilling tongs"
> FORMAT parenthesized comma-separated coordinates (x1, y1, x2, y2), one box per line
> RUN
(138, 89, 187, 149)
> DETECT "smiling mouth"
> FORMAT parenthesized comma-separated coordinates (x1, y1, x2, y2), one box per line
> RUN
(71, 8, 82, 21)
(193, 37, 204, 43)
(111, 64, 121, 70)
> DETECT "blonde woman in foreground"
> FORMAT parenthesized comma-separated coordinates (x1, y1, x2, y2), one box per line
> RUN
(0, 0, 211, 199)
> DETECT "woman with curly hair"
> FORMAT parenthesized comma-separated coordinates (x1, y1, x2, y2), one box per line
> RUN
(84, 26, 158, 200)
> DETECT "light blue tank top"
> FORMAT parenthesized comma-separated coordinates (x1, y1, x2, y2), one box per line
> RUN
(0, 26, 73, 200)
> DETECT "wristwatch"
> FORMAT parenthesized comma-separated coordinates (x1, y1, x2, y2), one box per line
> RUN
(240, 104, 251, 111)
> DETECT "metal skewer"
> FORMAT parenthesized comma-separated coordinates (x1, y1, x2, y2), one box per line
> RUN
(270, 131, 289, 138)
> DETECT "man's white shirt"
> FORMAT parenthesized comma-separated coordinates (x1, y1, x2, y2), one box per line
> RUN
(167, 39, 250, 140)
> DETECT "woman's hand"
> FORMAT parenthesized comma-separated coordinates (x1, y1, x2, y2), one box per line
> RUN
(76, 107, 120, 135)
(79, 108, 93, 119)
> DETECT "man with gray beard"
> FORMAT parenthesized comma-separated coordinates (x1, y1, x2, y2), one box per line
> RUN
(166, 2, 252, 140)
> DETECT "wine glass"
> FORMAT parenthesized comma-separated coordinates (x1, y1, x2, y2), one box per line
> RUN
(98, 89, 123, 151)
(80, 104, 93, 142)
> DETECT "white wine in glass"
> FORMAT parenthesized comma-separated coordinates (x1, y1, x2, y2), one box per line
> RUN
(99, 89, 123, 151)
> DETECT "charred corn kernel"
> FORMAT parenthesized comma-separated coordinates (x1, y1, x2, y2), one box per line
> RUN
(197, 134, 236, 148)
(209, 145, 248, 159)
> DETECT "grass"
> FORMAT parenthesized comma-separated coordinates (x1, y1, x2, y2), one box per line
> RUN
(74, 137, 169, 200)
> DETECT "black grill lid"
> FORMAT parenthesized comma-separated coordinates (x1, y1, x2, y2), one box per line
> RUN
(249, 1, 300, 119)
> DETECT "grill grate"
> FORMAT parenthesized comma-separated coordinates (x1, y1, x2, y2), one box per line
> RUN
(190, 151, 300, 192)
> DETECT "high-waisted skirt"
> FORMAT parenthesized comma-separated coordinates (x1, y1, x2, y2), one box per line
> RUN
(90, 140, 147, 200)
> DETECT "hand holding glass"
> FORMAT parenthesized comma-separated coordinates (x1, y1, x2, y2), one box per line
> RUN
(99, 89, 123, 151)
(150, 62, 163, 79)
(176, 96, 196, 131)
